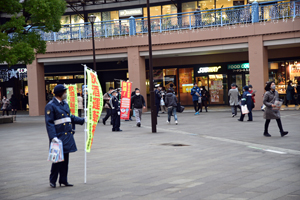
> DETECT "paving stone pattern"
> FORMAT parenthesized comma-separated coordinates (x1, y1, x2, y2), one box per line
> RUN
(0, 110, 299, 200)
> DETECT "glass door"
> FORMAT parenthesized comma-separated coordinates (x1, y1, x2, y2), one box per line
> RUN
(230, 74, 243, 94)
(208, 74, 224, 104)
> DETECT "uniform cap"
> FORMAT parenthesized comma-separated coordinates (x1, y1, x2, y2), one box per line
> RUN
(111, 90, 117, 94)
(54, 84, 68, 94)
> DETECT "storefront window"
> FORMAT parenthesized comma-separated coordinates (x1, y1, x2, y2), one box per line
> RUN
(143, 6, 162, 18)
(74, 75, 84, 79)
(71, 15, 84, 24)
(198, 0, 215, 10)
(179, 68, 194, 105)
(102, 11, 119, 21)
(162, 4, 177, 15)
(105, 82, 114, 93)
(45, 76, 54, 80)
(182, 2, 198, 13)
(209, 74, 226, 104)
(61, 15, 70, 25)
(88, 13, 101, 22)
(54, 75, 74, 80)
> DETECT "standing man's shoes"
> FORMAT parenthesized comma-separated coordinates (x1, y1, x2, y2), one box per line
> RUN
(50, 182, 56, 188)
(264, 132, 272, 137)
(59, 182, 73, 187)
(280, 131, 288, 137)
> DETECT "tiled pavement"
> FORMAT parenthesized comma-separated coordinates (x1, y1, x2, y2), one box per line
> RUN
(0, 110, 299, 200)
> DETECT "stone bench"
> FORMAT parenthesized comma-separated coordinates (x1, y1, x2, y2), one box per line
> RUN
(0, 116, 13, 124)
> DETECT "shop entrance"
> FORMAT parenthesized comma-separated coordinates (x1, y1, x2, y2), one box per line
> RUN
(228, 73, 250, 94)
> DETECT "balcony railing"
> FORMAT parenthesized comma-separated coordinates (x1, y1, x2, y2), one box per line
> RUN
(38, 0, 300, 42)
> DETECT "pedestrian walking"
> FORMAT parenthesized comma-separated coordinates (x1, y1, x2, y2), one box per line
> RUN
(248, 85, 256, 109)
(285, 80, 297, 106)
(1, 96, 10, 116)
(47, 91, 54, 102)
(77, 93, 83, 117)
(155, 84, 162, 117)
(191, 83, 201, 115)
(296, 81, 300, 106)
(263, 81, 288, 137)
(110, 90, 122, 132)
(200, 86, 209, 112)
(131, 88, 138, 118)
(228, 83, 239, 117)
(102, 87, 114, 125)
(165, 89, 178, 125)
(45, 84, 85, 188)
(238, 86, 253, 122)
(160, 88, 167, 114)
(131, 89, 146, 127)
(10, 94, 18, 121)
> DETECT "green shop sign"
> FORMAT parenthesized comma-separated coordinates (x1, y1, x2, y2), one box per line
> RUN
(227, 63, 249, 70)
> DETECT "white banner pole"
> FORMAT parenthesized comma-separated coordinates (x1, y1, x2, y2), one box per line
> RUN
(84, 65, 87, 184)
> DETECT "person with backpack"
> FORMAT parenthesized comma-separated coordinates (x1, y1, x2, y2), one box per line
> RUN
(131, 89, 146, 127)
(165, 89, 178, 125)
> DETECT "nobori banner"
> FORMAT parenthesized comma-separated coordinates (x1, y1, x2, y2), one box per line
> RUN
(120, 82, 132, 120)
(66, 84, 78, 117)
(227, 63, 249, 70)
(86, 69, 103, 153)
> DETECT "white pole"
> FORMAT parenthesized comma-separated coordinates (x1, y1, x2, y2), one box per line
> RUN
(84, 65, 87, 184)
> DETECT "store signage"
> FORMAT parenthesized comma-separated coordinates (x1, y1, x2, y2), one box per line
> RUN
(119, 8, 143, 17)
(0, 68, 27, 82)
(86, 68, 103, 153)
(197, 66, 221, 74)
(227, 63, 249, 70)
(120, 81, 132, 120)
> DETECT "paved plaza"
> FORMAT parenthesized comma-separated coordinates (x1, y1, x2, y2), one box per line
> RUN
(0, 109, 300, 200)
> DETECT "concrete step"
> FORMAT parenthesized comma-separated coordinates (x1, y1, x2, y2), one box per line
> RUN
(0, 116, 14, 124)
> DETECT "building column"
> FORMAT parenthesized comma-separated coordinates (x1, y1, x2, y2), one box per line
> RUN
(248, 36, 268, 110)
(127, 47, 147, 107)
(27, 59, 46, 116)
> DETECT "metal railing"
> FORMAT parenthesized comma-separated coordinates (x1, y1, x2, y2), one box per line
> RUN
(37, 0, 300, 41)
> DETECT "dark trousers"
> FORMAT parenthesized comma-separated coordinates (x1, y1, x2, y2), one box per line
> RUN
(50, 153, 69, 184)
(78, 109, 82, 117)
(156, 103, 160, 116)
(200, 100, 208, 112)
(264, 118, 284, 133)
(103, 108, 112, 123)
(2, 109, 9, 116)
(193, 101, 201, 112)
(239, 111, 253, 121)
(112, 110, 120, 131)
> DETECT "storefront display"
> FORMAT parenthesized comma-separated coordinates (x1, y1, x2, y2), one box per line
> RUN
(269, 60, 300, 94)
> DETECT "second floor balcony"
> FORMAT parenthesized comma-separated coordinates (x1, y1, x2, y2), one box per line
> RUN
(39, 1, 300, 42)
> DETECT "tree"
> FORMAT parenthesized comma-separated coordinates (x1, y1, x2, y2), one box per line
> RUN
(0, 0, 66, 67)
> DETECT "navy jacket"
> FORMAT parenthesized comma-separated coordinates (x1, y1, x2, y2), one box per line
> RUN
(45, 98, 85, 153)
(191, 87, 201, 101)
(155, 89, 161, 104)
(241, 91, 253, 111)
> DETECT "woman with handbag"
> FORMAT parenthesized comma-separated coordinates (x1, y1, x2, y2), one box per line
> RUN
(1, 96, 10, 116)
(263, 81, 288, 137)
(238, 86, 253, 122)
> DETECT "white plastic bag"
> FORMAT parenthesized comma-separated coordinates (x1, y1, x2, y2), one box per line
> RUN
(47, 140, 64, 163)
(241, 105, 249, 114)
(160, 98, 165, 106)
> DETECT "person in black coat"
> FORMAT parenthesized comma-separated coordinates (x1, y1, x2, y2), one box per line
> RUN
(45, 84, 85, 188)
(238, 86, 253, 122)
(297, 81, 300, 105)
(10, 94, 18, 116)
(110, 90, 122, 132)
(131, 89, 146, 127)
(200, 86, 209, 112)
(154, 84, 162, 117)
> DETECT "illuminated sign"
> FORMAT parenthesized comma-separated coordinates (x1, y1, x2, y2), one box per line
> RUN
(197, 66, 221, 74)
(119, 8, 143, 17)
(227, 63, 249, 70)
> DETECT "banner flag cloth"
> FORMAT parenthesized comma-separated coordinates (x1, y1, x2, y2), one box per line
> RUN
(120, 82, 132, 120)
(66, 84, 78, 116)
(86, 69, 103, 152)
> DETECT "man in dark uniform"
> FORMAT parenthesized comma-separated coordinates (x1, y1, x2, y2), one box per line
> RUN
(45, 84, 85, 188)
(155, 84, 162, 117)
(109, 90, 122, 132)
